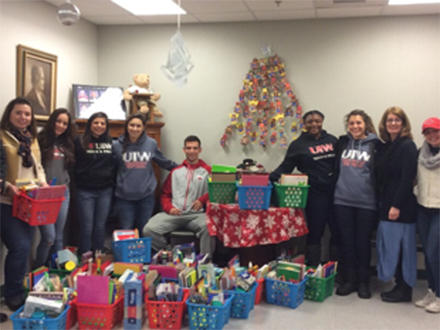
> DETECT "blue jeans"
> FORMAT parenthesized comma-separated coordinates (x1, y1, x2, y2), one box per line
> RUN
(36, 187, 70, 267)
(417, 205, 440, 297)
(0, 204, 36, 298)
(117, 194, 155, 233)
(76, 187, 113, 255)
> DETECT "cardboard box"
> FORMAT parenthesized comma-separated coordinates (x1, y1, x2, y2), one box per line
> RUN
(280, 174, 308, 186)
(211, 172, 236, 182)
(241, 172, 269, 186)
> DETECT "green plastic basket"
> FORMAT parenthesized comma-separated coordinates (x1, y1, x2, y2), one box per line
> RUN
(304, 271, 336, 302)
(273, 183, 310, 208)
(208, 181, 236, 204)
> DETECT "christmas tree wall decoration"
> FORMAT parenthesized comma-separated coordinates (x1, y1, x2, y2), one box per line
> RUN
(220, 53, 303, 149)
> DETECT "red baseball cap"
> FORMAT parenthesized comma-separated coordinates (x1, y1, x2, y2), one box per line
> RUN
(422, 117, 440, 133)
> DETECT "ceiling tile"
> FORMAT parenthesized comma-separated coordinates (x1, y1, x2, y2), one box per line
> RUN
(317, 6, 383, 18)
(254, 9, 316, 20)
(246, 0, 315, 11)
(194, 12, 256, 22)
(138, 14, 200, 24)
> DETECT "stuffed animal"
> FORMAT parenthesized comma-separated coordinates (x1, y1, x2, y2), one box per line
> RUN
(123, 74, 163, 117)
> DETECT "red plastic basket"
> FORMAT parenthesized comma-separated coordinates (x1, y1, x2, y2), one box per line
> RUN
(66, 297, 78, 330)
(146, 289, 189, 329)
(12, 193, 64, 226)
(77, 296, 124, 330)
(254, 278, 265, 305)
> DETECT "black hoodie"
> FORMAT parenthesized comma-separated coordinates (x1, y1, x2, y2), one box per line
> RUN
(270, 130, 338, 194)
(73, 134, 115, 190)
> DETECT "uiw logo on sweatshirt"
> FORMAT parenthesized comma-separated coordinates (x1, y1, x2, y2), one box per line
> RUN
(341, 149, 370, 167)
(123, 151, 151, 169)
(309, 144, 334, 154)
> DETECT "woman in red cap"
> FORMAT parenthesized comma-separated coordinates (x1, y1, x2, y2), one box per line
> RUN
(414, 117, 440, 313)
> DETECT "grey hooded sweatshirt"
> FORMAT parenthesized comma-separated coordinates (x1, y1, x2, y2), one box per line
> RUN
(334, 133, 378, 210)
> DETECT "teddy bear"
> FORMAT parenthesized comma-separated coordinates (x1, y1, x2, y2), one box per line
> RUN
(123, 73, 163, 117)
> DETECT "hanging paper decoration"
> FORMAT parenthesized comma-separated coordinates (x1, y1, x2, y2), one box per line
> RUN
(219, 52, 303, 148)
(161, 31, 194, 87)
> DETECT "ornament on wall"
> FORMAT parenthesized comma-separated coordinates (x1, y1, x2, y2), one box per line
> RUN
(219, 50, 303, 149)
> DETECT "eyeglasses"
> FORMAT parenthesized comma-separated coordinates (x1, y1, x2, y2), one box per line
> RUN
(386, 118, 402, 124)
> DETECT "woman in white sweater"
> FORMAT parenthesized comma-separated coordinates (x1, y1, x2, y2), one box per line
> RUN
(414, 117, 440, 313)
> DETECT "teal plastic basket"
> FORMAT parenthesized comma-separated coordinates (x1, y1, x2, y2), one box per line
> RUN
(186, 294, 233, 330)
(265, 277, 307, 309)
(11, 305, 70, 330)
(237, 183, 272, 210)
(227, 281, 258, 319)
(112, 237, 152, 263)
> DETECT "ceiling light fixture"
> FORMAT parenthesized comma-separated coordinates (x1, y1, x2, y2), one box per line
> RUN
(388, 0, 440, 5)
(57, 0, 80, 26)
(111, 0, 186, 16)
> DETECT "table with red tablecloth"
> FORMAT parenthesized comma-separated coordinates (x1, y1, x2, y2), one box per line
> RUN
(206, 202, 308, 248)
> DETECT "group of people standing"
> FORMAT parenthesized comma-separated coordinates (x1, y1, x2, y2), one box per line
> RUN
(0, 96, 438, 316)
(0, 97, 181, 311)
(270, 107, 440, 313)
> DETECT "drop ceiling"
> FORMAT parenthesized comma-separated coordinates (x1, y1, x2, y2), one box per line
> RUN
(43, 0, 440, 25)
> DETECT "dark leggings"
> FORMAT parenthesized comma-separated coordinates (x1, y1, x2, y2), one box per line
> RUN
(334, 205, 378, 280)
(305, 190, 341, 247)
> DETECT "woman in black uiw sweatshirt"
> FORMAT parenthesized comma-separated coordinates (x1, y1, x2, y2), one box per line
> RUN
(270, 110, 340, 267)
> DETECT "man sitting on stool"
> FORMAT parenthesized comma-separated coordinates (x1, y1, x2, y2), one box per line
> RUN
(143, 135, 215, 257)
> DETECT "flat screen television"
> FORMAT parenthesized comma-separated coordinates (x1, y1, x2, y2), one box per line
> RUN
(72, 84, 127, 121)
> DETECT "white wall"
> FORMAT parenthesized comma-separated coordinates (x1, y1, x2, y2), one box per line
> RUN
(98, 15, 440, 171)
(0, 1, 99, 113)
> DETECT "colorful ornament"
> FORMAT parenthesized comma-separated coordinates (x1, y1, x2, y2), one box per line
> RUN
(220, 134, 228, 147)
(270, 132, 277, 145)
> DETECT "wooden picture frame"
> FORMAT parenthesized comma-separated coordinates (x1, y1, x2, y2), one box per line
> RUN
(16, 45, 57, 122)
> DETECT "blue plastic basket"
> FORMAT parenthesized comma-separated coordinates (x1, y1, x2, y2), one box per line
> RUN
(112, 237, 152, 263)
(10, 305, 70, 330)
(226, 281, 258, 319)
(186, 294, 233, 330)
(237, 183, 272, 210)
(265, 277, 307, 309)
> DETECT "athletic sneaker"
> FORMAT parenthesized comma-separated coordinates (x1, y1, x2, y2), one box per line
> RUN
(415, 289, 436, 308)
(425, 298, 440, 313)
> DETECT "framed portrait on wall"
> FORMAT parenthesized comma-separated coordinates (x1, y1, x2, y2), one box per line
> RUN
(16, 45, 57, 122)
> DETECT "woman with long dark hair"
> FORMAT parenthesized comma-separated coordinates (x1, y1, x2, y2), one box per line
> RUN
(0, 97, 47, 310)
(74, 112, 114, 255)
(35, 108, 75, 267)
(113, 112, 177, 233)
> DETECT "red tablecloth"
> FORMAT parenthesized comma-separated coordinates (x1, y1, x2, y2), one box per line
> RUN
(206, 202, 308, 248)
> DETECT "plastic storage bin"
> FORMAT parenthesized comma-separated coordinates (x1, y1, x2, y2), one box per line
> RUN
(265, 277, 307, 309)
(273, 183, 310, 208)
(254, 278, 265, 305)
(10, 305, 70, 330)
(66, 297, 78, 330)
(237, 183, 272, 210)
(112, 237, 152, 263)
(208, 181, 236, 204)
(12, 193, 64, 226)
(77, 296, 124, 330)
(146, 289, 190, 329)
(186, 294, 233, 330)
(305, 272, 336, 302)
(227, 282, 258, 319)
